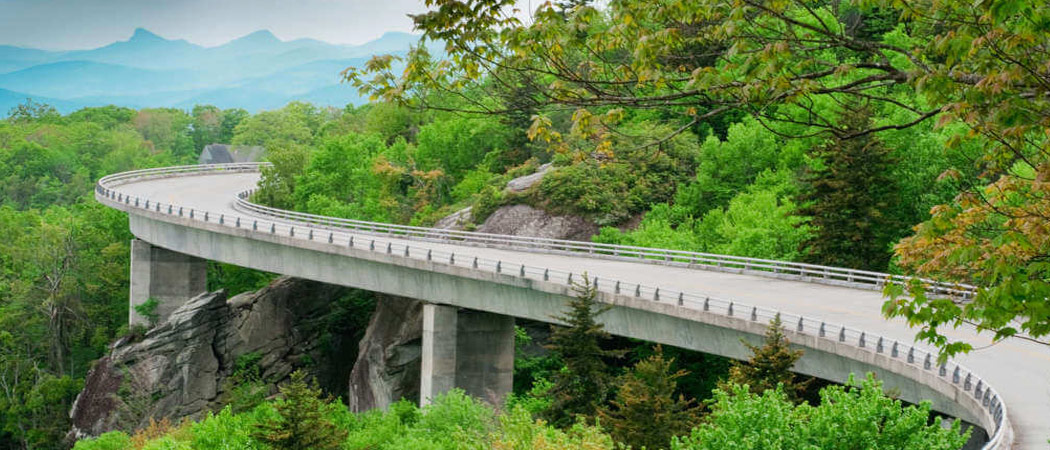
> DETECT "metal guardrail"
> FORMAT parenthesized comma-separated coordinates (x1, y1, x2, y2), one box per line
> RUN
(95, 163, 1008, 449)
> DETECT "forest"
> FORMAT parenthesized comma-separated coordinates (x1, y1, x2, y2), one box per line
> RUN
(3, 0, 1050, 448)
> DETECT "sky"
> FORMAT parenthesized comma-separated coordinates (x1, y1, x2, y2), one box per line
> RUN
(0, 0, 512, 50)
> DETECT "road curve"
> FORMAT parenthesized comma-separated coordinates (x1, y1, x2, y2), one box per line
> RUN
(96, 164, 1050, 448)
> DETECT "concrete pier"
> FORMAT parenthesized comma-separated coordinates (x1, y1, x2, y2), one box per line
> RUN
(129, 239, 207, 327)
(420, 304, 515, 406)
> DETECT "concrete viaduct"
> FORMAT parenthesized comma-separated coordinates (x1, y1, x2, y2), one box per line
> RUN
(95, 163, 1049, 449)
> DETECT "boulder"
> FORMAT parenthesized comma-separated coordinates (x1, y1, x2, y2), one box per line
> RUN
(505, 163, 552, 193)
(476, 204, 599, 241)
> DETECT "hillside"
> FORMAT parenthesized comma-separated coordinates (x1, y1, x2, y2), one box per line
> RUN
(0, 29, 432, 112)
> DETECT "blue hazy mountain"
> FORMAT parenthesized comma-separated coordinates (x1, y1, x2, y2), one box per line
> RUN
(0, 28, 430, 113)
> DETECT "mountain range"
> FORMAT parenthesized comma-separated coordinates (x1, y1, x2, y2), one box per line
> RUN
(0, 28, 426, 113)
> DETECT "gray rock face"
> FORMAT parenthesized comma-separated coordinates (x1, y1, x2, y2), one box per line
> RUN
(505, 163, 552, 193)
(347, 295, 423, 412)
(68, 277, 354, 440)
(477, 204, 599, 241)
(432, 206, 473, 231)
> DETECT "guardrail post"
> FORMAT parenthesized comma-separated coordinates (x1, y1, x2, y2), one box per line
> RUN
(568, 273, 573, 284)
(203, 211, 208, 221)
(819, 322, 825, 337)
(386, 243, 392, 254)
(704, 297, 710, 311)
(858, 332, 865, 348)
(308, 229, 313, 240)
(520, 265, 525, 277)
(179, 207, 183, 216)
(543, 269, 549, 281)
(953, 367, 960, 383)
(404, 245, 410, 257)
(156, 203, 160, 212)
(271, 223, 276, 234)
(349, 236, 354, 247)
(329, 232, 333, 243)
(728, 302, 734, 316)
(939, 363, 947, 377)
(635, 285, 641, 297)
(190, 209, 194, 219)
(964, 373, 972, 391)
(290, 227, 294, 237)
(838, 327, 845, 342)
(370, 240, 375, 251)
(236, 217, 240, 227)
(473, 257, 478, 269)
(750, 307, 757, 321)
(796, 317, 804, 332)
(220, 214, 224, 225)
(143, 200, 147, 208)
(450, 254, 455, 265)
(876, 337, 883, 353)
(974, 380, 983, 399)
(427, 250, 432, 261)
(891, 342, 899, 358)
(907, 347, 915, 364)
(615, 281, 621, 294)
(924, 354, 932, 370)
(678, 292, 684, 306)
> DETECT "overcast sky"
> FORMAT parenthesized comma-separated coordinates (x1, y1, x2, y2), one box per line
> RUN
(0, 0, 531, 50)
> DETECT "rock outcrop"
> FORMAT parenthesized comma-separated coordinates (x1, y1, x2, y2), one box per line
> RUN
(346, 295, 423, 412)
(476, 204, 599, 241)
(68, 277, 357, 440)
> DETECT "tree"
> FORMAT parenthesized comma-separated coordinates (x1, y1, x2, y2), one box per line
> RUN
(542, 273, 624, 428)
(721, 315, 808, 402)
(598, 346, 701, 450)
(252, 370, 347, 450)
(798, 103, 901, 271)
(673, 375, 970, 450)
(347, 0, 1050, 357)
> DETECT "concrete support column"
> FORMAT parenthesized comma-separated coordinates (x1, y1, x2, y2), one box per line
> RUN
(129, 239, 207, 327)
(420, 304, 458, 406)
(455, 310, 515, 404)
(420, 305, 515, 407)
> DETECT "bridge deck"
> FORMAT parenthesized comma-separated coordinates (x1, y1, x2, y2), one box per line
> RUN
(110, 170, 1050, 447)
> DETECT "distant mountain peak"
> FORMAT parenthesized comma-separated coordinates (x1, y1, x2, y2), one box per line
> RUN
(130, 28, 165, 42)
(235, 30, 281, 44)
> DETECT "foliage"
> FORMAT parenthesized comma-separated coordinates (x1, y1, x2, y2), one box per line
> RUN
(77, 389, 617, 450)
(542, 274, 625, 428)
(133, 298, 160, 328)
(346, 0, 1050, 356)
(798, 104, 902, 271)
(721, 315, 808, 402)
(598, 346, 701, 450)
(672, 375, 970, 450)
(252, 370, 348, 450)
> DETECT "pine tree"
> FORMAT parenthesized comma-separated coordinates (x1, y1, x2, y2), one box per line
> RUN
(252, 370, 347, 450)
(542, 273, 625, 428)
(598, 346, 702, 450)
(721, 314, 809, 402)
(798, 102, 901, 271)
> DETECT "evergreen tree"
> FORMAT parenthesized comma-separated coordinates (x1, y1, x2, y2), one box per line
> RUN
(599, 346, 701, 450)
(721, 315, 809, 402)
(798, 103, 901, 271)
(252, 370, 347, 450)
(542, 273, 624, 428)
